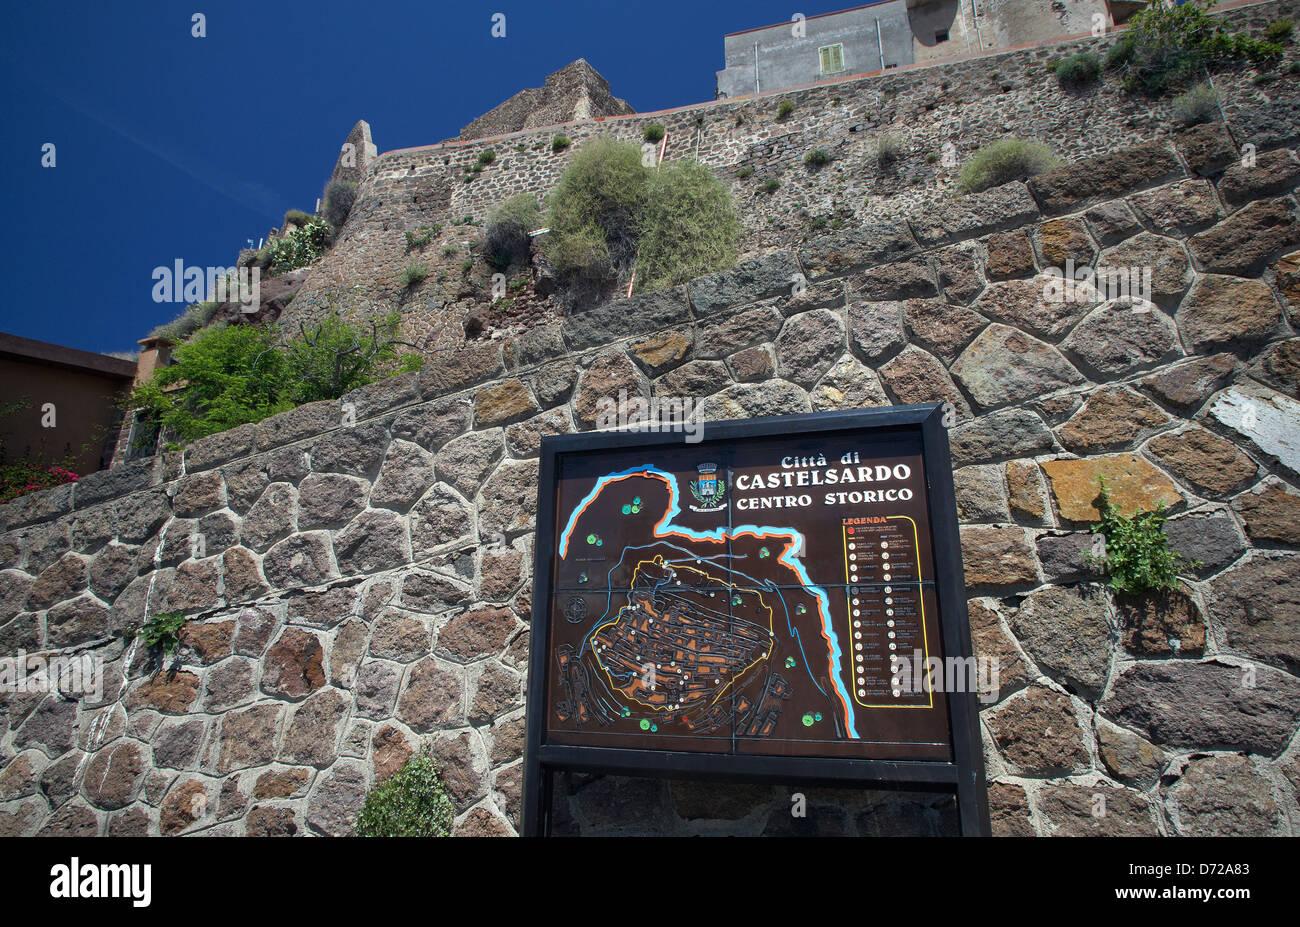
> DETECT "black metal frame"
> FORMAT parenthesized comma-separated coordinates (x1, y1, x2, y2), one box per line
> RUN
(522, 403, 989, 836)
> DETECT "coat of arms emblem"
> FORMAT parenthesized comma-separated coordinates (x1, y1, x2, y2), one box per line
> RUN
(689, 462, 727, 512)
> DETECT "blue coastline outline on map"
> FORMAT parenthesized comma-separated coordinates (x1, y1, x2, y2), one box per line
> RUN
(558, 465, 860, 739)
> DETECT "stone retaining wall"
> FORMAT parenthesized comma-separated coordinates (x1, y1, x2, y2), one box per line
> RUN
(2, 1, 1300, 837)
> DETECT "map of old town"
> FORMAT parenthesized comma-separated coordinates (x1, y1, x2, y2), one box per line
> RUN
(544, 432, 955, 762)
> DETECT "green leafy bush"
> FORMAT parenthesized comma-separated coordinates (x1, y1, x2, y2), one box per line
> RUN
(957, 137, 1063, 193)
(736, 165, 754, 179)
(128, 612, 188, 655)
(482, 194, 541, 271)
(551, 134, 571, 152)
(635, 160, 740, 293)
(1105, 0, 1282, 95)
(126, 313, 419, 445)
(1084, 478, 1198, 595)
(643, 123, 666, 143)
(281, 312, 421, 405)
(322, 180, 357, 229)
(804, 148, 834, 168)
(126, 324, 291, 444)
(1171, 83, 1220, 125)
(1265, 19, 1294, 42)
(762, 178, 781, 193)
(1055, 51, 1101, 87)
(876, 134, 902, 166)
(478, 149, 496, 166)
(544, 137, 650, 282)
(355, 754, 454, 837)
(265, 215, 334, 274)
(777, 99, 795, 119)
(399, 261, 429, 288)
(405, 225, 440, 250)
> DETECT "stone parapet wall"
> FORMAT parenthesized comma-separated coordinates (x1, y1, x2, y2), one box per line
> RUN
(278, 0, 1300, 355)
(2, 0, 1300, 837)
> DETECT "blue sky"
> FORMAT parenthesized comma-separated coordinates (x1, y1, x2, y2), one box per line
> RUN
(0, 0, 809, 355)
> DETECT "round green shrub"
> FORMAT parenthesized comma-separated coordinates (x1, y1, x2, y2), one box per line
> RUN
(635, 159, 740, 293)
(544, 137, 650, 279)
(483, 193, 542, 270)
(643, 123, 666, 143)
(1106, 0, 1282, 95)
(282, 208, 313, 230)
(1170, 83, 1220, 125)
(804, 148, 834, 168)
(1265, 19, 1294, 42)
(1054, 52, 1101, 87)
(957, 138, 1063, 193)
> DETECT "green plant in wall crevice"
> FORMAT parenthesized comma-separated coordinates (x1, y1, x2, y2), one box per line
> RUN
(1083, 477, 1200, 596)
(355, 753, 454, 837)
(125, 612, 189, 657)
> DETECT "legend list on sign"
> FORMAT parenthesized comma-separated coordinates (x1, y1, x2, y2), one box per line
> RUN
(842, 516, 934, 709)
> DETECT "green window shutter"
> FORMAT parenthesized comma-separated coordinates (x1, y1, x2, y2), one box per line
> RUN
(819, 44, 844, 74)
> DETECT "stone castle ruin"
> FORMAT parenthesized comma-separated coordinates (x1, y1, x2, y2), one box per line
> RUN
(1, 0, 1298, 836)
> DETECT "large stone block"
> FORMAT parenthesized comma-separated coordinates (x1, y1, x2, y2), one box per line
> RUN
(688, 251, 802, 315)
(1014, 582, 1115, 695)
(262, 531, 337, 588)
(1176, 274, 1284, 353)
(334, 510, 409, 574)
(948, 407, 1053, 466)
(1058, 386, 1169, 454)
(1187, 198, 1300, 276)
(417, 341, 505, 399)
(1101, 660, 1300, 754)
(254, 400, 341, 452)
(798, 221, 919, 280)
(1062, 299, 1182, 379)
(1041, 454, 1182, 523)
(984, 686, 1090, 775)
(1146, 427, 1258, 497)
(1207, 553, 1300, 674)
(910, 181, 1039, 246)
(1207, 384, 1300, 477)
(959, 525, 1038, 587)
(1166, 754, 1284, 836)
(776, 308, 844, 388)
(1036, 784, 1158, 836)
(951, 324, 1084, 411)
(562, 287, 692, 350)
(1027, 142, 1182, 214)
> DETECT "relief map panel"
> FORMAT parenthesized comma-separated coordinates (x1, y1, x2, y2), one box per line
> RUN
(544, 429, 954, 762)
